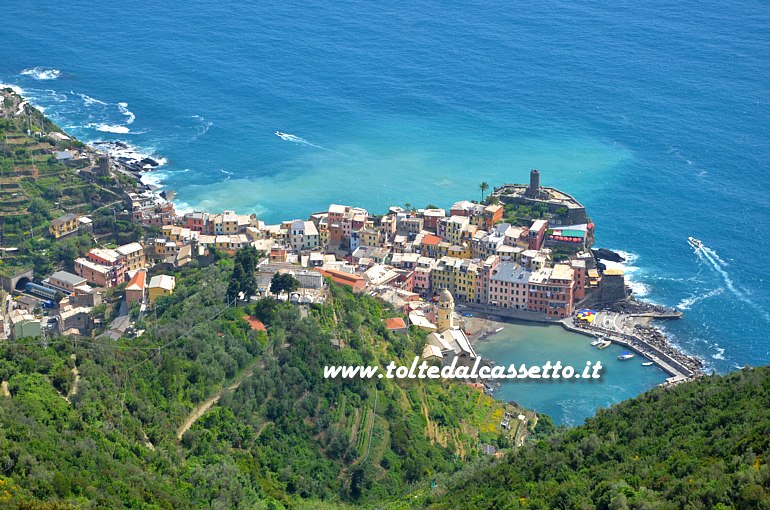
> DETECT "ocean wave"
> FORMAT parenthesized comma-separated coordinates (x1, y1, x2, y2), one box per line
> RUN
(20, 67, 61, 80)
(78, 93, 107, 106)
(87, 123, 131, 134)
(600, 250, 649, 297)
(0, 83, 25, 95)
(90, 140, 167, 169)
(712, 346, 725, 360)
(118, 102, 136, 124)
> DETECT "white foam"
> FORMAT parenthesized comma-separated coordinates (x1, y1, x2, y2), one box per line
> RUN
(140, 171, 167, 187)
(191, 115, 212, 138)
(87, 123, 131, 134)
(600, 250, 649, 297)
(276, 131, 330, 151)
(691, 241, 770, 323)
(676, 288, 724, 310)
(78, 93, 107, 106)
(712, 346, 725, 360)
(0, 83, 25, 95)
(20, 67, 61, 80)
(118, 102, 136, 124)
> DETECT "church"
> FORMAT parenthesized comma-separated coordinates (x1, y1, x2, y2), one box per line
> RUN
(422, 289, 478, 367)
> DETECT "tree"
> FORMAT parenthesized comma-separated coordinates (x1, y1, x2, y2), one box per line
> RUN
(479, 181, 489, 201)
(270, 273, 299, 297)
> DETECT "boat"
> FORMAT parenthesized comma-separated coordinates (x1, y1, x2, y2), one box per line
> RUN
(687, 236, 702, 250)
(494, 327, 504, 333)
(275, 131, 286, 137)
(642, 361, 654, 366)
(597, 340, 612, 349)
(618, 352, 635, 361)
(590, 338, 603, 346)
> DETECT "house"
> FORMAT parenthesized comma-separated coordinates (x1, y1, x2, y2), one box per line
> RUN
(57, 307, 92, 336)
(125, 270, 147, 306)
(49, 213, 81, 239)
(116, 242, 146, 272)
(315, 268, 366, 293)
(47, 270, 87, 294)
(382, 317, 408, 334)
(148, 275, 176, 304)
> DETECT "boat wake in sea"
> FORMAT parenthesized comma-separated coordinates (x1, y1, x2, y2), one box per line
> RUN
(689, 238, 770, 323)
(275, 131, 331, 151)
(677, 288, 724, 310)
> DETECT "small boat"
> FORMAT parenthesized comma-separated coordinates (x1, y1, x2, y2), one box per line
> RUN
(597, 340, 612, 350)
(642, 361, 654, 366)
(494, 327, 504, 333)
(618, 352, 635, 361)
(687, 237, 702, 250)
(590, 337, 603, 346)
(275, 131, 286, 137)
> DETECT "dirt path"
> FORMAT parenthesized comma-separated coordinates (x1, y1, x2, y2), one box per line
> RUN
(175, 362, 260, 440)
(66, 354, 80, 402)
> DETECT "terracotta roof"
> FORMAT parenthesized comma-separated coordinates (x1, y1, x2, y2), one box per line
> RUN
(421, 234, 442, 246)
(125, 270, 147, 290)
(245, 316, 267, 332)
(382, 317, 407, 330)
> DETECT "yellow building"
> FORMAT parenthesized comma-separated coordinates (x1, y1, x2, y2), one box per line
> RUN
(49, 213, 80, 239)
(430, 256, 478, 303)
(116, 242, 146, 272)
(148, 274, 176, 304)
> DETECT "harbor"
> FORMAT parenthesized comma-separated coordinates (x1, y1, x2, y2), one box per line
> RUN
(562, 309, 703, 385)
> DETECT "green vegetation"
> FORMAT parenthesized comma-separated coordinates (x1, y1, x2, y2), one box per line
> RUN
(270, 272, 299, 296)
(226, 245, 259, 302)
(416, 367, 770, 509)
(0, 260, 514, 508)
(479, 182, 489, 202)
(0, 89, 148, 277)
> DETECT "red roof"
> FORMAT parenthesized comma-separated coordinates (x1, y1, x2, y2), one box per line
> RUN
(245, 316, 267, 332)
(315, 268, 366, 291)
(125, 270, 147, 290)
(383, 317, 407, 330)
(421, 234, 441, 246)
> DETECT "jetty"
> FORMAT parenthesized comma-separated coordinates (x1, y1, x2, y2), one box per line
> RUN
(561, 313, 701, 385)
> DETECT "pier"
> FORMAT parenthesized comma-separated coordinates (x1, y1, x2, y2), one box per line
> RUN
(561, 315, 699, 385)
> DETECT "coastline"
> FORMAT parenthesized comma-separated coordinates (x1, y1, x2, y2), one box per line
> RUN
(3, 85, 704, 386)
(462, 299, 703, 385)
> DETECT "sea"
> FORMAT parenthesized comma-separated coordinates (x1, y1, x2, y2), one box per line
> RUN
(2, 0, 768, 424)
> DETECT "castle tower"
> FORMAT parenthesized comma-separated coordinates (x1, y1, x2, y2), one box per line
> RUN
(97, 153, 111, 176)
(437, 288, 455, 331)
(526, 168, 541, 197)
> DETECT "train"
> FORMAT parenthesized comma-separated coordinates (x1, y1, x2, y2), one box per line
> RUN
(24, 282, 58, 303)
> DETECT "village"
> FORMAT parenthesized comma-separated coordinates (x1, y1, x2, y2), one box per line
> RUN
(2, 155, 629, 348)
(0, 85, 701, 382)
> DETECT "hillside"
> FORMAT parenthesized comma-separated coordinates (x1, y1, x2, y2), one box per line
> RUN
(0, 88, 147, 277)
(414, 367, 770, 509)
(0, 260, 523, 509)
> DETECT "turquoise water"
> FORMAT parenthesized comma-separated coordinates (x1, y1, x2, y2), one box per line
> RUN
(2, 0, 769, 422)
(475, 323, 667, 425)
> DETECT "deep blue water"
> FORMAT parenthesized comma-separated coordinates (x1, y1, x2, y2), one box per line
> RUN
(2, 0, 769, 423)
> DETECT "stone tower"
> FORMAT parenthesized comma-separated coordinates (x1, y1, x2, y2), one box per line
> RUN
(96, 153, 111, 176)
(526, 168, 541, 197)
(437, 288, 455, 331)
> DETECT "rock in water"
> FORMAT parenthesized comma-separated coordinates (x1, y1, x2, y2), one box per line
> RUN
(592, 248, 625, 262)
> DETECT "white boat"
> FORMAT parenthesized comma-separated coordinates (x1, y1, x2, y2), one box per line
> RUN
(618, 352, 635, 361)
(590, 338, 603, 346)
(275, 131, 286, 137)
(597, 340, 612, 350)
(687, 237, 702, 250)
(642, 361, 654, 366)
